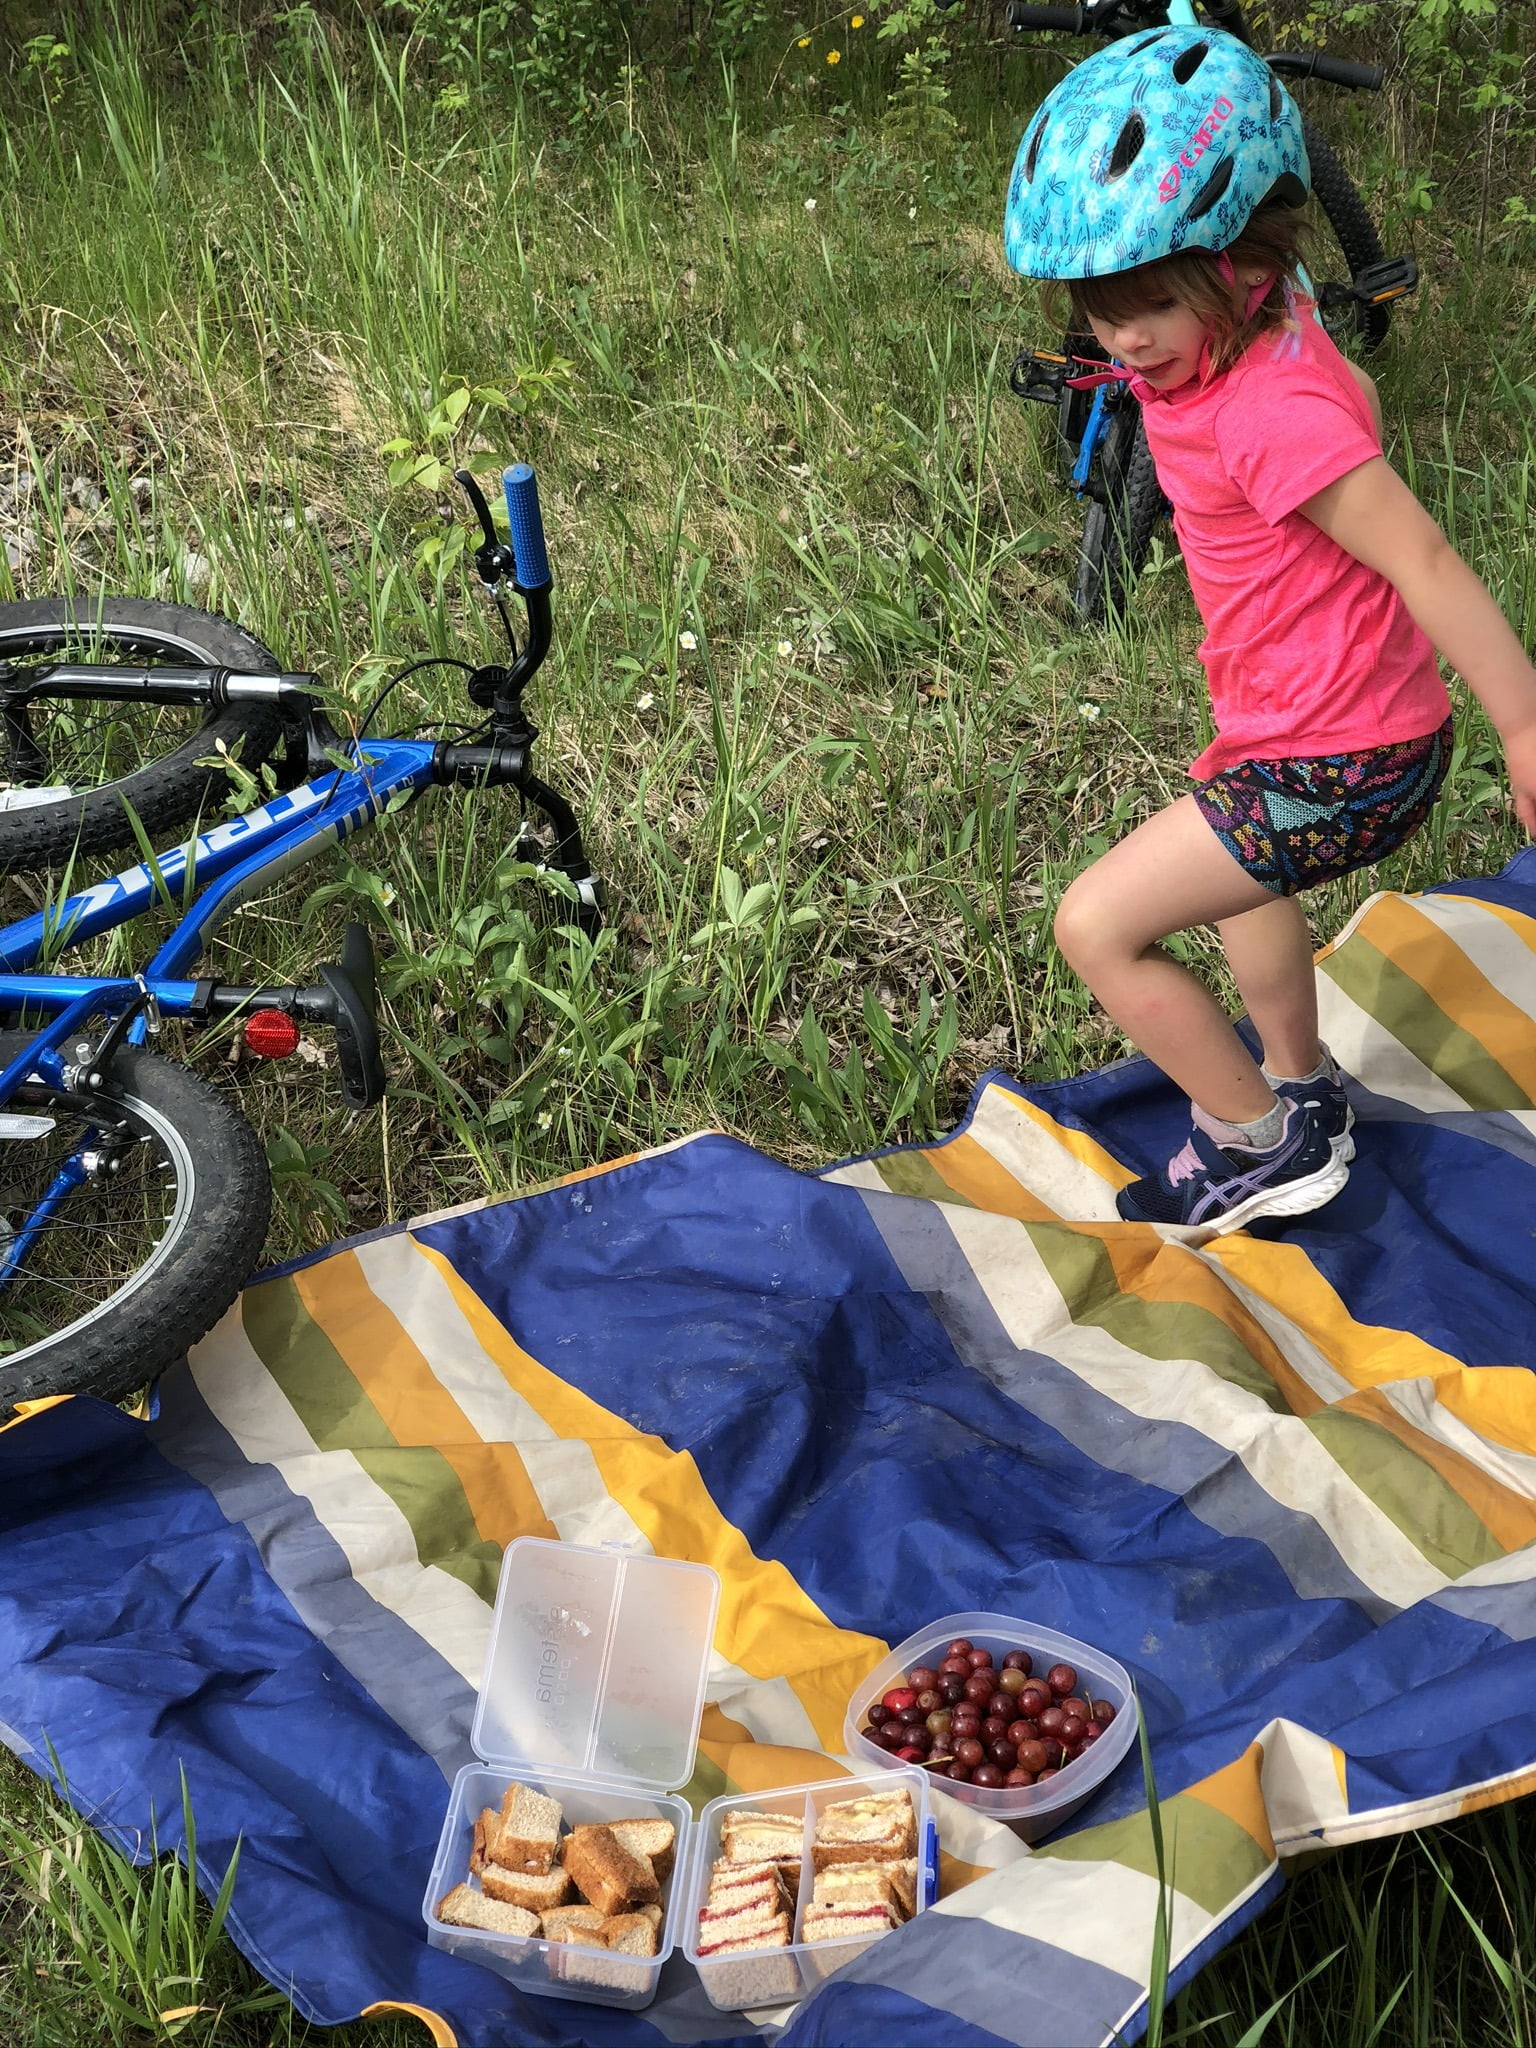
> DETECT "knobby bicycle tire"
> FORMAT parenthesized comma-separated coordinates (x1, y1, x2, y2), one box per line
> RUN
(1072, 406, 1165, 626)
(1301, 115, 1391, 354)
(0, 1034, 272, 1411)
(0, 597, 283, 872)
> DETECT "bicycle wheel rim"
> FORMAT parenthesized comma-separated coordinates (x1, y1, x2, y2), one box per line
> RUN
(0, 1081, 196, 1365)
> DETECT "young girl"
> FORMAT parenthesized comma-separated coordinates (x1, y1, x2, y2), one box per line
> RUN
(1003, 26, 1536, 1233)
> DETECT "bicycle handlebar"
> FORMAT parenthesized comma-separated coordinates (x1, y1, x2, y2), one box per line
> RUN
(1266, 50, 1383, 89)
(1007, 4, 1083, 28)
(1005, 0, 1385, 88)
(503, 464, 551, 592)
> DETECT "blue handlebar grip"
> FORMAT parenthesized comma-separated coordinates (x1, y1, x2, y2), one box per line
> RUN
(503, 463, 551, 591)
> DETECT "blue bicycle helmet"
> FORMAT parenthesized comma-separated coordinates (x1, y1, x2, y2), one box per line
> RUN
(1004, 26, 1309, 280)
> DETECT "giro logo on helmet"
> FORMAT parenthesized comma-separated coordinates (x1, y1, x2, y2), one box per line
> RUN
(1157, 96, 1235, 202)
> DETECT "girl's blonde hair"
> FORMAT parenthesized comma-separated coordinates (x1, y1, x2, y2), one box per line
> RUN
(1046, 204, 1313, 376)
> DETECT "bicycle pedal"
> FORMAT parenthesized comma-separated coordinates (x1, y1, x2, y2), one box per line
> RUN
(1009, 348, 1074, 406)
(1320, 256, 1419, 313)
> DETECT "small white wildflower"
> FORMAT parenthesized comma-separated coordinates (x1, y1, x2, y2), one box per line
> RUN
(678, 630, 698, 651)
(378, 882, 397, 907)
(796, 533, 809, 548)
(776, 639, 794, 658)
(635, 691, 655, 711)
(1078, 701, 1102, 722)
(804, 197, 817, 213)
(536, 1111, 552, 1131)
(908, 205, 917, 220)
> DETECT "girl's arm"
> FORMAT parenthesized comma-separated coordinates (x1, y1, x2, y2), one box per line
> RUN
(1300, 455, 1536, 833)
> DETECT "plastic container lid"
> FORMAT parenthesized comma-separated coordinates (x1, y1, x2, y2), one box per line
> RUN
(472, 1537, 721, 1795)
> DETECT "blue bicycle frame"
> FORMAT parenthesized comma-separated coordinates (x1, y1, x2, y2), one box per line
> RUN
(0, 736, 435, 1105)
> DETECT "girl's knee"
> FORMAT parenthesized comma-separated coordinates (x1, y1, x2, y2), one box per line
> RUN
(1053, 877, 1120, 974)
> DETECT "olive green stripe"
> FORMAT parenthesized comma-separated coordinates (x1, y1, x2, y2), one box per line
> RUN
(1025, 1223, 1289, 1412)
(1304, 1408, 1504, 1576)
(241, 1277, 395, 1450)
(1023, 1225, 1504, 1570)
(1321, 934, 1531, 1110)
(239, 1277, 498, 1601)
(1034, 1790, 1271, 1916)
(875, 1150, 977, 1206)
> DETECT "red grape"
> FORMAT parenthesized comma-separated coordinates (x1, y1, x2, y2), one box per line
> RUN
(1018, 1686, 1052, 1719)
(908, 1666, 940, 1692)
(996, 1667, 1027, 1697)
(1036, 1766, 1060, 1781)
(940, 1677, 968, 1704)
(880, 1724, 908, 1752)
(1007, 1719, 1039, 1747)
(1060, 1698, 1091, 1722)
(988, 1739, 1018, 1770)
(1081, 1722, 1103, 1745)
(945, 1638, 974, 1657)
(1038, 1706, 1066, 1736)
(946, 1762, 973, 1782)
(954, 1737, 985, 1768)
(939, 1657, 972, 1680)
(883, 1687, 919, 1714)
(1059, 1714, 1088, 1750)
(1092, 1699, 1117, 1725)
(926, 1709, 953, 1738)
(1016, 1740, 1049, 1774)
(916, 1689, 942, 1713)
(897, 1706, 926, 1726)
(1045, 1663, 1078, 1697)
(967, 1648, 994, 1671)
(866, 1703, 889, 1726)
(972, 1763, 1004, 1788)
(1004, 1767, 1035, 1787)
(982, 1716, 1011, 1744)
(895, 1745, 925, 1763)
(1002, 1650, 1033, 1675)
(963, 1674, 996, 1704)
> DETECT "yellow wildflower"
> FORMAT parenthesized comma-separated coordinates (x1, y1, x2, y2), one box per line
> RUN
(827, 48, 841, 63)
(798, 35, 811, 45)
(852, 13, 865, 25)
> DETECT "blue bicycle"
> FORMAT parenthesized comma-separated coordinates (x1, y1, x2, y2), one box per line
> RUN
(0, 463, 600, 1413)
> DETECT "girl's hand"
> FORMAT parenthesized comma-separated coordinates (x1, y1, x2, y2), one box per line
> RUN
(1504, 725, 1536, 837)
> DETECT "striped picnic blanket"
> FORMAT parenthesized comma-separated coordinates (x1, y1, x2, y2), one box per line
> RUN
(2, 852, 1536, 2048)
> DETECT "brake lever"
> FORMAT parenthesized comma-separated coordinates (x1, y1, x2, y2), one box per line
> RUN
(454, 468, 517, 590)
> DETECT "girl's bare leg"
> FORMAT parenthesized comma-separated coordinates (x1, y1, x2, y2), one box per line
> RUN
(1214, 895, 1322, 1080)
(1052, 796, 1293, 1123)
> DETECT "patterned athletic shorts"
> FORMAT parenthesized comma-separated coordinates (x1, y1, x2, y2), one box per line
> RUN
(1193, 718, 1454, 897)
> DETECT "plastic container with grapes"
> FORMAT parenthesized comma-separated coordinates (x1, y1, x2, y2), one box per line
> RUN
(841, 1610, 1138, 1841)
(422, 1537, 719, 2010)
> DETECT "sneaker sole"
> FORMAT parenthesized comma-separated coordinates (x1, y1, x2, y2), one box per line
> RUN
(1206, 1150, 1353, 1237)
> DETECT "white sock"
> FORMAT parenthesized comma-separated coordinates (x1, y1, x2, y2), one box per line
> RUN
(1263, 1054, 1330, 1087)
(1193, 1097, 1288, 1153)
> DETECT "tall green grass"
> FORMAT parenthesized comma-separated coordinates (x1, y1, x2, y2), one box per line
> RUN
(0, 7, 1534, 2040)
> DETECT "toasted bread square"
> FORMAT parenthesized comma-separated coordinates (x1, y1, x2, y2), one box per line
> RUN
(495, 1781, 562, 1875)
(435, 1884, 539, 1938)
(480, 1863, 573, 1913)
(563, 1823, 659, 1917)
(608, 1816, 677, 1882)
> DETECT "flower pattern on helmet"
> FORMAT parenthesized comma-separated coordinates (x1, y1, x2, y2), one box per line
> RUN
(1003, 26, 1309, 280)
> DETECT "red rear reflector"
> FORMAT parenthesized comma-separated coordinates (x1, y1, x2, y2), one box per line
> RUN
(244, 1008, 301, 1060)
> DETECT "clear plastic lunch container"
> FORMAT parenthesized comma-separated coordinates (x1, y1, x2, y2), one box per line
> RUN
(679, 1769, 940, 2013)
(842, 1610, 1138, 1841)
(421, 1537, 721, 2010)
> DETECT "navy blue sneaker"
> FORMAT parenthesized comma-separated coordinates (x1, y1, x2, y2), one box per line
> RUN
(1268, 1050, 1354, 1164)
(1116, 1100, 1350, 1234)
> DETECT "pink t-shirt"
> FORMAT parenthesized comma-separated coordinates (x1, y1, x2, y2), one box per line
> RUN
(1136, 313, 1450, 780)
